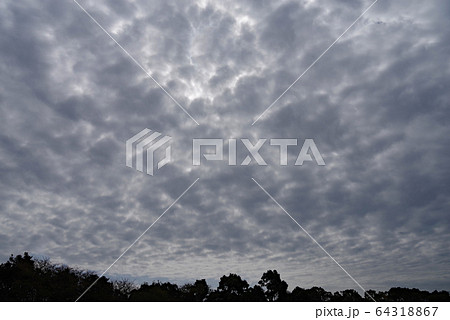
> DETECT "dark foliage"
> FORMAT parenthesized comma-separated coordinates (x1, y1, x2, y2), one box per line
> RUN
(1, 253, 449, 302)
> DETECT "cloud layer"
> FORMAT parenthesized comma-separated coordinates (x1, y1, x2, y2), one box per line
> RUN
(1, 0, 449, 293)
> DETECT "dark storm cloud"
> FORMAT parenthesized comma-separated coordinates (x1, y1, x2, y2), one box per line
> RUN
(0, 0, 449, 293)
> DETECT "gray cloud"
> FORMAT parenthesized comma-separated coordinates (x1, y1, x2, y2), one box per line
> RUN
(0, 0, 449, 293)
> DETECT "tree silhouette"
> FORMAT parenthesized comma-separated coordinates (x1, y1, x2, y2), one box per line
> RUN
(180, 279, 209, 301)
(113, 279, 137, 300)
(207, 273, 250, 301)
(289, 286, 333, 302)
(243, 285, 267, 302)
(0, 252, 36, 301)
(129, 281, 181, 301)
(258, 270, 288, 301)
(333, 289, 364, 302)
(1, 253, 449, 302)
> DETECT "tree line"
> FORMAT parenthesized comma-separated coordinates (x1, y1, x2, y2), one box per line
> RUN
(1, 253, 449, 302)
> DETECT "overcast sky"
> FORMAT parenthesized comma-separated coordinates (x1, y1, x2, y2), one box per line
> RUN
(1, 0, 449, 293)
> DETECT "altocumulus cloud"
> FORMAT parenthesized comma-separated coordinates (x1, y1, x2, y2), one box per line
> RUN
(0, 0, 449, 293)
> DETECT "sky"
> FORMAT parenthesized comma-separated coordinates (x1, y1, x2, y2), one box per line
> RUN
(0, 0, 449, 294)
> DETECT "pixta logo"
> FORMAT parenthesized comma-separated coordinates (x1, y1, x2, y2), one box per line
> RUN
(193, 138, 325, 166)
(126, 129, 171, 176)
(126, 130, 325, 176)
